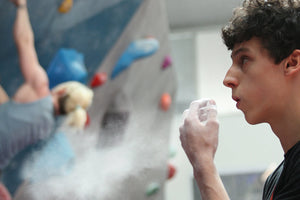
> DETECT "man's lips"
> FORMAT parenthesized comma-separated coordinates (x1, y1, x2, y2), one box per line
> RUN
(232, 96, 240, 108)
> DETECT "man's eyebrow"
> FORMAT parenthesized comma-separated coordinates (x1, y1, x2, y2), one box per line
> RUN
(231, 47, 250, 58)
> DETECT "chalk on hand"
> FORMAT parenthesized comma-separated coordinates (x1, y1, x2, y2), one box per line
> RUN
(198, 100, 217, 125)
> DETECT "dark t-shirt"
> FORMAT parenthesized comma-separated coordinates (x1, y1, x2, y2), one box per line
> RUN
(263, 141, 300, 200)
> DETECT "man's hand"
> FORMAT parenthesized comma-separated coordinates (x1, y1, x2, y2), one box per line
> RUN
(179, 98, 219, 170)
(179, 99, 230, 200)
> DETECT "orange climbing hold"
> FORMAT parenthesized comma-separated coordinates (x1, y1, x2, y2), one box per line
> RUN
(167, 163, 176, 180)
(160, 93, 171, 111)
(58, 0, 73, 14)
(90, 72, 107, 88)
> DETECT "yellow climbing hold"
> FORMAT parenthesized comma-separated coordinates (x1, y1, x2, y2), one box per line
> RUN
(58, 0, 73, 14)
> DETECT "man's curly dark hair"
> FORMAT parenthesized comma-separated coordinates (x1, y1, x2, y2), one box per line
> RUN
(222, 0, 300, 64)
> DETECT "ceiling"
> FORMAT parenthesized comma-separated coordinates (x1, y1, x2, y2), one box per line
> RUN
(165, 0, 243, 30)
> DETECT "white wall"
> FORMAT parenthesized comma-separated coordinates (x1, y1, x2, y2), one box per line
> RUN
(164, 32, 197, 200)
(165, 26, 284, 200)
(196, 26, 235, 115)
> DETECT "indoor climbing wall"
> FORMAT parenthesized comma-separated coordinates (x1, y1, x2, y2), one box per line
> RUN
(0, 0, 177, 199)
(85, 0, 177, 198)
(0, 0, 144, 96)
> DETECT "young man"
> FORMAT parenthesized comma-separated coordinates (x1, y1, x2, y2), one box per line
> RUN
(180, 0, 300, 199)
(0, 0, 93, 170)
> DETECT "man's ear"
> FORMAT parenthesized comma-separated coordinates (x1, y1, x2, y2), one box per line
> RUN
(285, 49, 300, 76)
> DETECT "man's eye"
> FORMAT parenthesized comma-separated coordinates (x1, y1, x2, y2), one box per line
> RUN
(241, 56, 249, 66)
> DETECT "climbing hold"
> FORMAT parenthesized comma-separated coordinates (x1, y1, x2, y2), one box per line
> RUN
(111, 37, 160, 79)
(85, 112, 90, 128)
(90, 72, 107, 88)
(167, 163, 176, 180)
(47, 48, 87, 89)
(162, 55, 172, 69)
(58, 0, 73, 14)
(160, 93, 172, 111)
(145, 182, 160, 196)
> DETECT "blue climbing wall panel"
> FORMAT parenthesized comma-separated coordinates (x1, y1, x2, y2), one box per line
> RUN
(0, 0, 143, 96)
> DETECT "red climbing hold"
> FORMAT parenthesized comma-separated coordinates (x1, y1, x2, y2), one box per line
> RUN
(162, 55, 172, 69)
(167, 163, 176, 180)
(90, 72, 107, 88)
(85, 112, 90, 128)
(160, 93, 171, 111)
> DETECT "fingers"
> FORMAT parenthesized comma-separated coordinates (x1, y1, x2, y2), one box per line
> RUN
(184, 99, 207, 119)
(206, 100, 218, 121)
(183, 99, 218, 124)
(182, 109, 189, 120)
(188, 100, 202, 121)
(179, 99, 220, 166)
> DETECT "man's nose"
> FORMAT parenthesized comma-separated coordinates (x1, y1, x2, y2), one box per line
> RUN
(223, 67, 239, 88)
